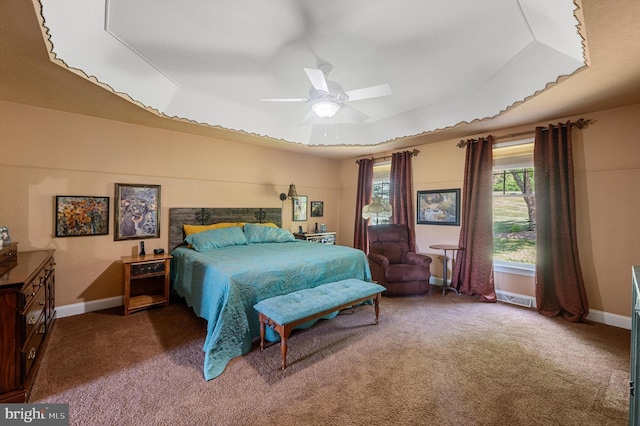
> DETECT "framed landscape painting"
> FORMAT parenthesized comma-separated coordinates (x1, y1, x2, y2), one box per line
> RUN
(55, 196, 110, 237)
(417, 189, 460, 226)
(114, 183, 161, 240)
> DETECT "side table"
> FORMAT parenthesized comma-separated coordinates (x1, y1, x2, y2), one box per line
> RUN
(293, 232, 336, 245)
(121, 253, 172, 316)
(429, 244, 462, 296)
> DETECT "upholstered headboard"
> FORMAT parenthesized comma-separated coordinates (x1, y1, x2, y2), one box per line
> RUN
(168, 207, 282, 252)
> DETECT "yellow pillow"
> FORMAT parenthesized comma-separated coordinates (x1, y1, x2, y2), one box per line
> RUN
(183, 222, 239, 237)
(237, 222, 279, 228)
(260, 222, 279, 228)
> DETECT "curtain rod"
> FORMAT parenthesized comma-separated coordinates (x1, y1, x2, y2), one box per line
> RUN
(355, 148, 420, 164)
(456, 118, 592, 148)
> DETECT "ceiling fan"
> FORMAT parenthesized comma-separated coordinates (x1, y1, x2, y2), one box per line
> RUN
(260, 62, 392, 124)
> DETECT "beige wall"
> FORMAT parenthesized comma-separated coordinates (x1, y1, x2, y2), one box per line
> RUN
(574, 105, 640, 316)
(339, 104, 640, 318)
(2, 99, 639, 319)
(0, 101, 341, 306)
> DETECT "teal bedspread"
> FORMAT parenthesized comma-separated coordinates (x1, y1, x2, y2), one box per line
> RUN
(170, 240, 372, 380)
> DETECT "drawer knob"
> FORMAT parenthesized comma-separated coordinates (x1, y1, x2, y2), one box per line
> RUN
(28, 347, 36, 360)
(39, 298, 46, 305)
(27, 315, 37, 325)
(38, 324, 46, 334)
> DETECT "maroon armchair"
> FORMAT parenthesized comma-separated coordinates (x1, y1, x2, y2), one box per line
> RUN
(367, 224, 432, 296)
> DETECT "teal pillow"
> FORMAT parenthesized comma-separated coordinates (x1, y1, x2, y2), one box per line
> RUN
(244, 223, 295, 243)
(185, 226, 247, 251)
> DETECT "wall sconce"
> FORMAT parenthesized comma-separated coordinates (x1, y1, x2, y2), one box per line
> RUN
(279, 183, 298, 201)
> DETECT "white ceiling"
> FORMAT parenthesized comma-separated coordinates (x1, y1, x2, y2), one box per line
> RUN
(39, 0, 584, 147)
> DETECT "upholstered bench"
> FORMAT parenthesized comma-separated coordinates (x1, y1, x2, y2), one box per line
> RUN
(254, 279, 385, 369)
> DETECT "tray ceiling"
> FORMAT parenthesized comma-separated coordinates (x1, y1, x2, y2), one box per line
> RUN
(40, 0, 584, 147)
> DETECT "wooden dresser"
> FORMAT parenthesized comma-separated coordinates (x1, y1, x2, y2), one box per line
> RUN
(0, 249, 56, 402)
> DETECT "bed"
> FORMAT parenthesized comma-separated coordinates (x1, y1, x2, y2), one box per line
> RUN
(169, 207, 372, 380)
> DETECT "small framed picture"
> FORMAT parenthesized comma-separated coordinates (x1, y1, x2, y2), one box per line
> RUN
(114, 183, 161, 240)
(292, 196, 308, 221)
(0, 226, 11, 245)
(311, 201, 324, 217)
(55, 196, 110, 237)
(417, 189, 461, 226)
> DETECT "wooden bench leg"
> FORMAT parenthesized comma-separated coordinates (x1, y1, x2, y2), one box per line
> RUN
(280, 325, 293, 369)
(280, 335, 288, 370)
(259, 313, 266, 351)
(374, 293, 380, 325)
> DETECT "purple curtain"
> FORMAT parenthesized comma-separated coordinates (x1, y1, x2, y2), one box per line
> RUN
(353, 158, 373, 252)
(390, 151, 416, 251)
(534, 122, 589, 322)
(451, 136, 496, 302)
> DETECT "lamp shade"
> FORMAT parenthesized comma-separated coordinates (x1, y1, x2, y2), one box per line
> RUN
(362, 196, 392, 220)
(287, 184, 298, 199)
(312, 101, 340, 118)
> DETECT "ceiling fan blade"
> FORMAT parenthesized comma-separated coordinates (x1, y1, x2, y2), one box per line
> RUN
(299, 110, 316, 126)
(260, 98, 308, 102)
(345, 83, 392, 101)
(304, 68, 329, 93)
(340, 104, 369, 123)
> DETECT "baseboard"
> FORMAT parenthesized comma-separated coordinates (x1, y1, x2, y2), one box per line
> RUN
(586, 309, 631, 330)
(56, 296, 123, 318)
(55, 293, 632, 329)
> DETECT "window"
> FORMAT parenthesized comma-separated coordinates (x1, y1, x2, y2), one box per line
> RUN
(493, 140, 536, 265)
(371, 162, 391, 225)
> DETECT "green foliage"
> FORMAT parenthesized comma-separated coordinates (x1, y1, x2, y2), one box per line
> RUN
(494, 238, 536, 264)
(509, 223, 523, 233)
(493, 196, 536, 264)
(372, 181, 390, 198)
(493, 168, 535, 193)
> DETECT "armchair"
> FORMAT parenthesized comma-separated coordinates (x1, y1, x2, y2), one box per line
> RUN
(367, 224, 432, 296)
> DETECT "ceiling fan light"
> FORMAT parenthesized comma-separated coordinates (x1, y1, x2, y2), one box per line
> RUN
(312, 101, 340, 118)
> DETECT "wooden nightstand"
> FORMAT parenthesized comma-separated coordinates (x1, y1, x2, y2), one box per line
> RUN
(121, 253, 172, 316)
(294, 232, 336, 245)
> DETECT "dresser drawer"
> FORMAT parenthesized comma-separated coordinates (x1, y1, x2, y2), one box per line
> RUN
(131, 261, 165, 277)
(22, 286, 46, 342)
(0, 242, 18, 275)
(0, 250, 55, 403)
(21, 312, 45, 377)
(0, 255, 17, 277)
(21, 270, 46, 309)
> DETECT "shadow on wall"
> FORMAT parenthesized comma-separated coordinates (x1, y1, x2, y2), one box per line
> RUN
(77, 261, 123, 309)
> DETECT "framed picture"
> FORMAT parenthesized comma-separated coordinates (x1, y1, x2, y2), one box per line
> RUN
(114, 183, 161, 240)
(0, 226, 11, 245)
(292, 195, 308, 221)
(55, 196, 110, 237)
(417, 189, 461, 226)
(311, 201, 324, 217)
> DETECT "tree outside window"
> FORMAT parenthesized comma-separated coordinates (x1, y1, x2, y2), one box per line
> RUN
(493, 167, 536, 264)
(371, 163, 391, 225)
